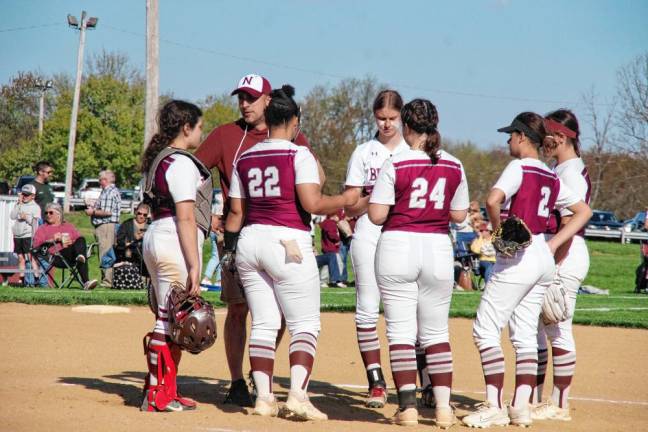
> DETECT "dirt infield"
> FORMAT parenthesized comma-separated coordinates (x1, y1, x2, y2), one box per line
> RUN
(1, 303, 647, 432)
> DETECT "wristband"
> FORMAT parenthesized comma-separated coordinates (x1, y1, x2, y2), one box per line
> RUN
(223, 230, 240, 253)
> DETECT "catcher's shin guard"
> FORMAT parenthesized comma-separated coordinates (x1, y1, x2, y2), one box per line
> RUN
(142, 333, 196, 412)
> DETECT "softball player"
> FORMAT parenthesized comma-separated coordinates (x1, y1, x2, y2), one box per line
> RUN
(531, 109, 591, 421)
(140, 100, 211, 412)
(368, 98, 469, 427)
(344, 90, 409, 407)
(462, 112, 592, 428)
(225, 85, 353, 420)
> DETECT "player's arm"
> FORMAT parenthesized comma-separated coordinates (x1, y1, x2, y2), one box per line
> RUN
(486, 188, 506, 231)
(367, 160, 395, 225)
(367, 203, 389, 225)
(450, 209, 468, 224)
(224, 198, 246, 233)
(343, 186, 367, 218)
(297, 183, 351, 216)
(175, 200, 201, 296)
(553, 215, 574, 264)
(546, 200, 591, 255)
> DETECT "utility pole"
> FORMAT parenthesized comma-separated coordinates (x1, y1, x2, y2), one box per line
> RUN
(34, 80, 53, 138)
(63, 11, 98, 213)
(144, 0, 159, 152)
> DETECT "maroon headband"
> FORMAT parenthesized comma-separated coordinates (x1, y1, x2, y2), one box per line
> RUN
(544, 118, 577, 139)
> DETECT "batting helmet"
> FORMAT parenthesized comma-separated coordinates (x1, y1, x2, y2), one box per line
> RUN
(168, 282, 217, 354)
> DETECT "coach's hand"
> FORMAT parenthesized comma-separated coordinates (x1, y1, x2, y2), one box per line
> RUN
(210, 215, 223, 233)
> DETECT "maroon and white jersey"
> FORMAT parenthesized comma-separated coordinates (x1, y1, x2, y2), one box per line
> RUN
(152, 154, 205, 220)
(546, 158, 591, 235)
(345, 138, 409, 242)
(370, 149, 469, 234)
(493, 158, 580, 235)
(229, 139, 320, 232)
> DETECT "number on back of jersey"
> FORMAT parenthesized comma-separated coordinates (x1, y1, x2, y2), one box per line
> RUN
(408, 177, 446, 209)
(248, 166, 281, 198)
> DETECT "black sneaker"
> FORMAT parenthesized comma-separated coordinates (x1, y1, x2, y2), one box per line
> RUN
(223, 378, 254, 407)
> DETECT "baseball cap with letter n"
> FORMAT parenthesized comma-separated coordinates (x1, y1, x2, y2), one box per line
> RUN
(231, 74, 271, 98)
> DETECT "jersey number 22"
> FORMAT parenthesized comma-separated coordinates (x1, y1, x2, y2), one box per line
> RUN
(248, 166, 281, 198)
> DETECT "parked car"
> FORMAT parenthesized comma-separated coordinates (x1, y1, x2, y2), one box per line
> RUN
(120, 189, 136, 213)
(12, 175, 35, 194)
(77, 178, 101, 205)
(623, 211, 647, 233)
(587, 210, 624, 231)
(49, 182, 66, 205)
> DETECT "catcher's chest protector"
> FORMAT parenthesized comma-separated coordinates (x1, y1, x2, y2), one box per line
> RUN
(144, 147, 213, 234)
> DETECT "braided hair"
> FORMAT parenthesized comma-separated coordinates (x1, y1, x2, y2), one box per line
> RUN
(401, 99, 441, 163)
(141, 100, 202, 173)
(266, 84, 300, 127)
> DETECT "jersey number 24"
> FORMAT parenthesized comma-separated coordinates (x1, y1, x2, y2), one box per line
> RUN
(409, 177, 446, 209)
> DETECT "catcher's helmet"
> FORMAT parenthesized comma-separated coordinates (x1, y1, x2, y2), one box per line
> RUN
(168, 283, 217, 354)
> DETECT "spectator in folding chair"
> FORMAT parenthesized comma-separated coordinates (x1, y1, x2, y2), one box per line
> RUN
(113, 203, 150, 289)
(32, 203, 98, 290)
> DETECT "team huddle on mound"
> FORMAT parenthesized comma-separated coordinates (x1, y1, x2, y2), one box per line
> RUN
(137, 73, 593, 428)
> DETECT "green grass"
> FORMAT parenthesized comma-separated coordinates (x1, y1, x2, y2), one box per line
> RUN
(2, 213, 645, 328)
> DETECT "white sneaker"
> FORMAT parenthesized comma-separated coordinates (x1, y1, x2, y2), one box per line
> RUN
(435, 405, 457, 429)
(393, 407, 419, 426)
(282, 391, 328, 421)
(531, 400, 571, 421)
(253, 394, 278, 417)
(462, 401, 510, 428)
(83, 279, 98, 291)
(201, 277, 211, 285)
(508, 403, 532, 427)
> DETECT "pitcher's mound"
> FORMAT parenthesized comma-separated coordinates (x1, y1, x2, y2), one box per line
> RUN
(71, 305, 130, 314)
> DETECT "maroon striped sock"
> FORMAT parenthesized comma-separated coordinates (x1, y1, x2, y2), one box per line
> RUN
(389, 344, 417, 391)
(479, 346, 505, 408)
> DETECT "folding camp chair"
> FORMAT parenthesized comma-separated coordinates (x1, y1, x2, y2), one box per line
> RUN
(32, 242, 85, 289)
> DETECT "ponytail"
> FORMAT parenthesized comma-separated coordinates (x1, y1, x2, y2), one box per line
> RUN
(401, 99, 441, 164)
(140, 100, 202, 173)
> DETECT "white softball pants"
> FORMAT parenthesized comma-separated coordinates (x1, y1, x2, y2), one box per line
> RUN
(375, 231, 454, 347)
(350, 235, 381, 328)
(537, 235, 589, 351)
(143, 218, 205, 335)
(473, 234, 555, 353)
(236, 224, 321, 341)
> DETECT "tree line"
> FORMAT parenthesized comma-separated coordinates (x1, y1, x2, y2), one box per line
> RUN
(1, 51, 645, 218)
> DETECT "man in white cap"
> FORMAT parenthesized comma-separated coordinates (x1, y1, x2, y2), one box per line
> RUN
(195, 74, 324, 406)
(10, 184, 41, 286)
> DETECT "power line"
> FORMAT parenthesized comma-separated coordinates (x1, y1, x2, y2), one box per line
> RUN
(103, 24, 615, 108)
(0, 23, 62, 33)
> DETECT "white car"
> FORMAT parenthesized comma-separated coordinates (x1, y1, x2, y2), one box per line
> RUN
(49, 182, 66, 205)
(77, 178, 101, 207)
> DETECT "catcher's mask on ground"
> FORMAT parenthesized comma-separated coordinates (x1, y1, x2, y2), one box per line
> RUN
(168, 282, 217, 354)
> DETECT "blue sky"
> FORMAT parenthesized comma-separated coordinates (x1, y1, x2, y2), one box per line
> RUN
(1, 0, 646, 148)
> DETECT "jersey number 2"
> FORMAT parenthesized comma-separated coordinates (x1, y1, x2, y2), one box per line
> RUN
(248, 166, 281, 198)
(409, 177, 446, 209)
(537, 186, 551, 217)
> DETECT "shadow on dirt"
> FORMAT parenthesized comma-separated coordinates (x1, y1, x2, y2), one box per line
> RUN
(58, 372, 482, 421)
